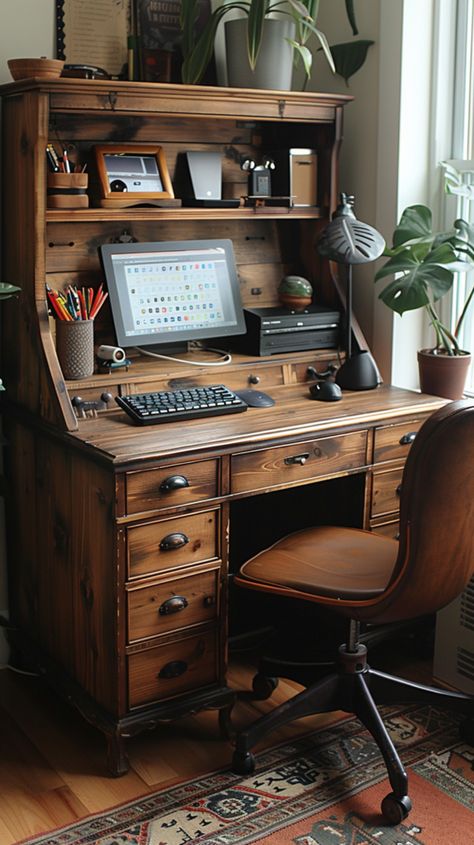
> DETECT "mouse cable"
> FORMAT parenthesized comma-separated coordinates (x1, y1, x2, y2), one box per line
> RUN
(135, 346, 232, 366)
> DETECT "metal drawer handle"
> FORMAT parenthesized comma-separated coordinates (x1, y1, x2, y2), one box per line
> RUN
(159, 596, 188, 615)
(399, 432, 417, 445)
(284, 452, 310, 466)
(159, 474, 190, 493)
(158, 660, 188, 679)
(159, 532, 189, 551)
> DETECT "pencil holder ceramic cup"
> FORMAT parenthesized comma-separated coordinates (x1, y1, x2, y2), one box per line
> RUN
(47, 172, 89, 209)
(56, 319, 94, 380)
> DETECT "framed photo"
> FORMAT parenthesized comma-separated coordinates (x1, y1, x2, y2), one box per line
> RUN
(94, 144, 175, 205)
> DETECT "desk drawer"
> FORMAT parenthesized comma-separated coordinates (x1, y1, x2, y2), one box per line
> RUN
(371, 466, 403, 517)
(127, 566, 219, 642)
(373, 418, 427, 464)
(128, 509, 219, 579)
(133, 366, 283, 395)
(125, 459, 218, 515)
(232, 431, 367, 494)
(128, 629, 218, 707)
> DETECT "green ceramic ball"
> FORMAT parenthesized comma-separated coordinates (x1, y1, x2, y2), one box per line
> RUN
(278, 275, 313, 311)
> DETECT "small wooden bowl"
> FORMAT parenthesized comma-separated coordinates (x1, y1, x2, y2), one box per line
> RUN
(8, 58, 64, 81)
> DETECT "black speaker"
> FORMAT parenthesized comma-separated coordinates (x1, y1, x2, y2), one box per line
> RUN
(175, 152, 240, 208)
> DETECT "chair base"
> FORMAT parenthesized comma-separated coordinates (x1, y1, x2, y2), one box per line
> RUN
(232, 641, 474, 823)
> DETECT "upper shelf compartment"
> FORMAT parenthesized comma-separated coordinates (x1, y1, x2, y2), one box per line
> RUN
(45, 205, 327, 223)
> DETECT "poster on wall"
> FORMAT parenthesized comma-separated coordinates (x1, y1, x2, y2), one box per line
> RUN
(135, 0, 213, 83)
(56, 0, 129, 78)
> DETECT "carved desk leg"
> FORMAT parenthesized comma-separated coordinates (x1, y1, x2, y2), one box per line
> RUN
(106, 729, 130, 776)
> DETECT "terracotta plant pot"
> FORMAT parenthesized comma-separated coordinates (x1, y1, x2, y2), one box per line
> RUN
(418, 348, 471, 400)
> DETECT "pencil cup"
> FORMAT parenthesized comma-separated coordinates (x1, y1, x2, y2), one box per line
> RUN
(47, 172, 89, 209)
(56, 319, 94, 380)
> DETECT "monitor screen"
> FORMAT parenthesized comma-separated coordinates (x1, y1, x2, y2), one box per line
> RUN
(100, 239, 246, 350)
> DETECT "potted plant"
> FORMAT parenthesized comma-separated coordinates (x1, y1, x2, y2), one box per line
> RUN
(374, 204, 474, 399)
(180, 0, 372, 88)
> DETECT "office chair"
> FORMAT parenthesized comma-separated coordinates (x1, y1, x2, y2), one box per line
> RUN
(231, 400, 474, 824)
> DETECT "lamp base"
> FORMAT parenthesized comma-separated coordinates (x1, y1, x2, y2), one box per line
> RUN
(336, 350, 381, 391)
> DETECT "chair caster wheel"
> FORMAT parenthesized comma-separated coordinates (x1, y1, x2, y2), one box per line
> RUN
(381, 793, 412, 824)
(232, 749, 256, 775)
(459, 717, 474, 744)
(252, 673, 278, 700)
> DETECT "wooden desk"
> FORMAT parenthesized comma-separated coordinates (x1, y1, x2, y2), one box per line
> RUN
(0, 78, 446, 774)
(5, 374, 445, 774)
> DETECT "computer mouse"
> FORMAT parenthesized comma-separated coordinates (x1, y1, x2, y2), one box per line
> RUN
(309, 381, 342, 402)
(236, 389, 275, 408)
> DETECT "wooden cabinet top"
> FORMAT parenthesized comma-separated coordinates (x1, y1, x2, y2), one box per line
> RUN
(0, 78, 353, 122)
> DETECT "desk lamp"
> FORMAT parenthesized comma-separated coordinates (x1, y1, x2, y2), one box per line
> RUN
(317, 193, 385, 390)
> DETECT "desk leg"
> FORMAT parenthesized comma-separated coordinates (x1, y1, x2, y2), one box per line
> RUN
(106, 730, 130, 777)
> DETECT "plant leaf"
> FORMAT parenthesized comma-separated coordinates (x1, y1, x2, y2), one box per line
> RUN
(330, 39, 373, 84)
(392, 204, 433, 247)
(0, 282, 20, 299)
(375, 245, 458, 315)
(345, 0, 358, 35)
(247, 0, 268, 69)
(290, 41, 313, 79)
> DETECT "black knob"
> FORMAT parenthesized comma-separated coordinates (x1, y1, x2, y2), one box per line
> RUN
(248, 374, 260, 385)
(101, 392, 114, 404)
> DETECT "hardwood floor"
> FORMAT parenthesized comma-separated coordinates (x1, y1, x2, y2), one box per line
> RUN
(0, 643, 434, 845)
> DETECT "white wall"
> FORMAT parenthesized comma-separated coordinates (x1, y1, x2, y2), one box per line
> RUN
(0, 0, 55, 83)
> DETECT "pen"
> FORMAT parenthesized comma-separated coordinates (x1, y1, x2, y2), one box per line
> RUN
(62, 149, 71, 174)
(46, 147, 60, 172)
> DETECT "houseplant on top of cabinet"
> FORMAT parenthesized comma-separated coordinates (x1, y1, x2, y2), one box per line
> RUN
(374, 204, 474, 399)
(180, 0, 373, 89)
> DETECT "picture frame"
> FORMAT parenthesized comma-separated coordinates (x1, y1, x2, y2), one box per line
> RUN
(93, 144, 177, 207)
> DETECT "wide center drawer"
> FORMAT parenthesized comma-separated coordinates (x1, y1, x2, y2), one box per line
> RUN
(127, 566, 220, 642)
(127, 508, 219, 579)
(231, 430, 367, 494)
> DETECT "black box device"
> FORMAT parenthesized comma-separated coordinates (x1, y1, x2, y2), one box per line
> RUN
(235, 306, 341, 356)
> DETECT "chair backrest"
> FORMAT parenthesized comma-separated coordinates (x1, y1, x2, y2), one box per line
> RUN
(365, 400, 474, 625)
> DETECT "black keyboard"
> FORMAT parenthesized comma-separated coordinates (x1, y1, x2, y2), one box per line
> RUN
(116, 384, 248, 425)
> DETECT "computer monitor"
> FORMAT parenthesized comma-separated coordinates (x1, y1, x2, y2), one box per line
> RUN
(100, 239, 246, 353)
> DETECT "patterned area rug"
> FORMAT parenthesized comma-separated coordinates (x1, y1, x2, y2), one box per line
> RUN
(18, 704, 474, 845)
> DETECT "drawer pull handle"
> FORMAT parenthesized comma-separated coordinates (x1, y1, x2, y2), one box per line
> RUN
(159, 474, 190, 493)
(159, 532, 189, 551)
(284, 453, 310, 466)
(399, 431, 417, 445)
(396, 484, 402, 497)
(159, 596, 188, 615)
(158, 660, 188, 679)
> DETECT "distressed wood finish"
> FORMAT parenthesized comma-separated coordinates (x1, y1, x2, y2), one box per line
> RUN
(0, 79, 448, 775)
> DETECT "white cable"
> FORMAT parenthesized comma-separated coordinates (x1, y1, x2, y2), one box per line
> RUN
(135, 346, 232, 366)
(0, 663, 41, 676)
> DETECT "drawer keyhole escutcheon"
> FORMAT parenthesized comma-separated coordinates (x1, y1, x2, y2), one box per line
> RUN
(284, 452, 310, 466)
(159, 596, 188, 615)
(159, 532, 190, 551)
(159, 474, 190, 493)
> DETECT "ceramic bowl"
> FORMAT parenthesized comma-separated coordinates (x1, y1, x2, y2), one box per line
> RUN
(8, 58, 65, 81)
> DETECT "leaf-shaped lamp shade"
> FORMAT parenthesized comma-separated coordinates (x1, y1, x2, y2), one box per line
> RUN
(318, 195, 385, 265)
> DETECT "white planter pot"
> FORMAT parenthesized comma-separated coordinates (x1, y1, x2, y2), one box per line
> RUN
(225, 18, 295, 90)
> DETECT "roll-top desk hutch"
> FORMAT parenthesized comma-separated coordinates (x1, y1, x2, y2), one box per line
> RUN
(0, 79, 445, 774)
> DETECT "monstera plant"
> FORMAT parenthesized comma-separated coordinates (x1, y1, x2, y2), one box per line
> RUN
(375, 204, 474, 398)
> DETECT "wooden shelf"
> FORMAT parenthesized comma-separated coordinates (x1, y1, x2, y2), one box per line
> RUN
(46, 205, 327, 223)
